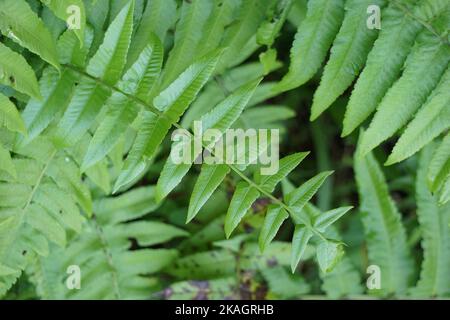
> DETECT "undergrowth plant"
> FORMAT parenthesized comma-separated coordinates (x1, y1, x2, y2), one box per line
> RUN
(0, 0, 449, 300)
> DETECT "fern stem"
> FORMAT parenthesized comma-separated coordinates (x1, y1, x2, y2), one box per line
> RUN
(63, 64, 327, 240)
(21, 150, 57, 213)
(91, 216, 122, 300)
(227, 163, 328, 241)
(63, 64, 163, 115)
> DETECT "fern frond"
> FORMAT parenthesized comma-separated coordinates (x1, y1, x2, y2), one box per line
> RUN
(410, 145, 450, 297)
(224, 182, 261, 239)
(28, 186, 185, 299)
(0, 1, 386, 298)
(82, 35, 163, 170)
(156, 79, 261, 202)
(359, 14, 450, 156)
(54, 1, 135, 147)
(182, 61, 278, 128)
(0, 0, 59, 70)
(187, 164, 230, 223)
(278, 0, 449, 170)
(342, 0, 426, 136)
(115, 50, 223, 192)
(427, 133, 450, 204)
(0, 138, 87, 295)
(258, 152, 309, 193)
(354, 134, 414, 296)
(386, 67, 450, 165)
(310, 0, 385, 120)
(17, 25, 92, 145)
(300, 203, 363, 298)
(276, 0, 345, 92)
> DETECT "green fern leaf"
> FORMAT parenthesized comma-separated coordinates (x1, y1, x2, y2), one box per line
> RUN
(438, 178, 450, 205)
(182, 61, 276, 128)
(354, 135, 414, 296)
(259, 204, 289, 252)
(26, 204, 66, 247)
(94, 186, 159, 225)
(415, 0, 450, 20)
(187, 164, 230, 223)
(20, 68, 78, 146)
(276, 0, 345, 92)
(286, 170, 333, 213)
(161, 0, 213, 87)
(216, 0, 272, 72)
(82, 37, 163, 170)
(299, 204, 363, 298)
(29, 187, 183, 299)
(112, 158, 150, 194)
(82, 157, 111, 194)
(33, 183, 85, 233)
(316, 239, 344, 274)
(313, 206, 353, 232)
(240, 105, 295, 129)
(0, 42, 41, 99)
(310, 0, 384, 120)
(195, 0, 238, 59)
(18, 30, 93, 146)
(0, 139, 87, 295)
(127, 0, 176, 67)
(155, 144, 195, 203)
(122, 50, 222, 174)
(83, 0, 109, 54)
(224, 182, 260, 238)
(156, 79, 260, 201)
(0, 143, 16, 178)
(321, 255, 364, 298)
(47, 156, 92, 215)
(386, 67, 450, 165)
(291, 225, 313, 272)
(258, 152, 309, 193)
(360, 24, 450, 156)
(54, 0, 135, 146)
(410, 145, 450, 297)
(427, 133, 450, 193)
(0, 93, 26, 134)
(342, 0, 429, 136)
(0, 0, 60, 70)
(257, 0, 293, 48)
